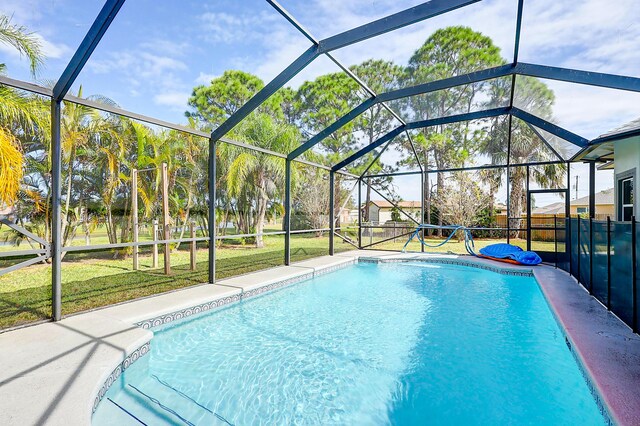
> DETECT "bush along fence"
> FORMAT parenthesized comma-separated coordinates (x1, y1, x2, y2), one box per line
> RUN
(557, 216, 638, 334)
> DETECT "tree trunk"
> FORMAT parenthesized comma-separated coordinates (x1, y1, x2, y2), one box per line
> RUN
(509, 169, 525, 239)
(106, 206, 117, 244)
(436, 171, 444, 237)
(60, 145, 75, 247)
(175, 207, 190, 250)
(82, 205, 91, 245)
(255, 193, 268, 248)
(364, 184, 371, 223)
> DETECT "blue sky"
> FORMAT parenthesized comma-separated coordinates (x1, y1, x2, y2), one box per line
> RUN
(2, 0, 640, 203)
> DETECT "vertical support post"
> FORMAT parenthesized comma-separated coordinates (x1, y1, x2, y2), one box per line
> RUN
(208, 138, 216, 283)
(526, 166, 531, 251)
(607, 216, 611, 310)
(132, 168, 139, 270)
(554, 215, 558, 268)
(577, 215, 581, 283)
(51, 100, 62, 321)
(284, 159, 291, 265)
(152, 219, 159, 268)
(358, 178, 362, 249)
(589, 161, 596, 219)
(367, 178, 372, 247)
(421, 170, 425, 253)
(190, 221, 197, 271)
(161, 162, 171, 274)
(506, 165, 511, 244)
(632, 215, 637, 333)
(329, 171, 335, 256)
(589, 215, 593, 294)
(568, 214, 573, 276)
(566, 162, 571, 215)
(567, 162, 572, 273)
(506, 113, 513, 245)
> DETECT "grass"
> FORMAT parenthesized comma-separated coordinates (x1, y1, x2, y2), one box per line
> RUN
(0, 227, 558, 330)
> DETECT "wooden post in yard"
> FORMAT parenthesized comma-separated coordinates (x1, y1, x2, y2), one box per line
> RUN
(161, 162, 171, 274)
(190, 221, 197, 271)
(152, 219, 159, 268)
(132, 168, 139, 270)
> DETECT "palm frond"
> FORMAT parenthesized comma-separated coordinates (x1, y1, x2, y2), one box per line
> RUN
(0, 14, 43, 77)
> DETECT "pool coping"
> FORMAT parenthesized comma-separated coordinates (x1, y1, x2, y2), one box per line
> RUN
(1, 251, 638, 425)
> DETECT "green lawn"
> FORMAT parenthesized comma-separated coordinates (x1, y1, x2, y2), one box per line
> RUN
(0, 228, 558, 330)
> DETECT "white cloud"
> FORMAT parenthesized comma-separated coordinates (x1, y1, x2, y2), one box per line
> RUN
(194, 72, 218, 85)
(88, 52, 186, 78)
(86, 47, 192, 115)
(199, 11, 280, 44)
(153, 91, 189, 110)
(35, 34, 71, 59)
(139, 39, 191, 58)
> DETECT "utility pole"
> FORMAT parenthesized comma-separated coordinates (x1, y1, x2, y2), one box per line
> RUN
(574, 175, 579, 200)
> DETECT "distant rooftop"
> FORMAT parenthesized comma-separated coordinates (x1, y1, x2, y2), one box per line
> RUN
(597, 117, 640, 141)
(369, 200, 420, 209)
(533, 188, 614, 214)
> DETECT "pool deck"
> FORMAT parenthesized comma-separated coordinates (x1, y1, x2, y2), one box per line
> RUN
(0, 251, 639, 425)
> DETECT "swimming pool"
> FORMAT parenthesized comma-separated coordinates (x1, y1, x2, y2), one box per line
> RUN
(93, 261, 606, 425)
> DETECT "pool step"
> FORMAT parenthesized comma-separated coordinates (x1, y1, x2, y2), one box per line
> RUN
(93, 397, 149, 426)
(101, 375, 234, 426)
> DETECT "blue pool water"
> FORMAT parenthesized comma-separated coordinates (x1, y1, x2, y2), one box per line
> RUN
(94, 262, 606, 425)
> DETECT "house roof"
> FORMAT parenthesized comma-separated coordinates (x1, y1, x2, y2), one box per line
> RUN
(533, 188, 614, 213)
(532, 202, 565, 215)
(369, 200, 421, 209)
(575, 116, 640, 162)
(572, 188, 614, 206)
(597, 116, 640, 141)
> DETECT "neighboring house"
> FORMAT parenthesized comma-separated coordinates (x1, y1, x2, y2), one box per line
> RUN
(571, 188, 614, 216)
(532, 188, 614, 217)
(494, 202, 508, 216)
(338, 207, 359, 224)
(365, 200, 421, 223)
(577, 117, 640, 221)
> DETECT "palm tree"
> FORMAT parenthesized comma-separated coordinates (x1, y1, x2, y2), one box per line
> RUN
(223, 113, 300, 248)
(0, 14, 44, 207)
(481, 76, 565, 237)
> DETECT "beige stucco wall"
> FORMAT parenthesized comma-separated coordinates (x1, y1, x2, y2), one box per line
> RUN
(570, 204, 614, 217)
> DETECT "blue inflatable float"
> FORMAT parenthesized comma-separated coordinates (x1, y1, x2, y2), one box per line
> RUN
(478, 243, 542, 266)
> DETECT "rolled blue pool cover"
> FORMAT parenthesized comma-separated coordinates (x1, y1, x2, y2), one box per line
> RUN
(478, 243, 542, 266)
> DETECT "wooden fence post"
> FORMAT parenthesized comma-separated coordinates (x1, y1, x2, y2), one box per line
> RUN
(152, 219, 158, 269)
(132, 168, 139, 270)
(190, 221, 196, 271)
(161, 162, 171, 274)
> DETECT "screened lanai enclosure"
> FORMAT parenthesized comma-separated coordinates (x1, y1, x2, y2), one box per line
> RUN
(0, 0, 639, 333)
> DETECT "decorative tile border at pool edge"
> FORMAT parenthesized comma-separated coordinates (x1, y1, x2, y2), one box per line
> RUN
(92, 341, 150, 413)
(135, 259, 356, 330)
(358, 256, 534, 277)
